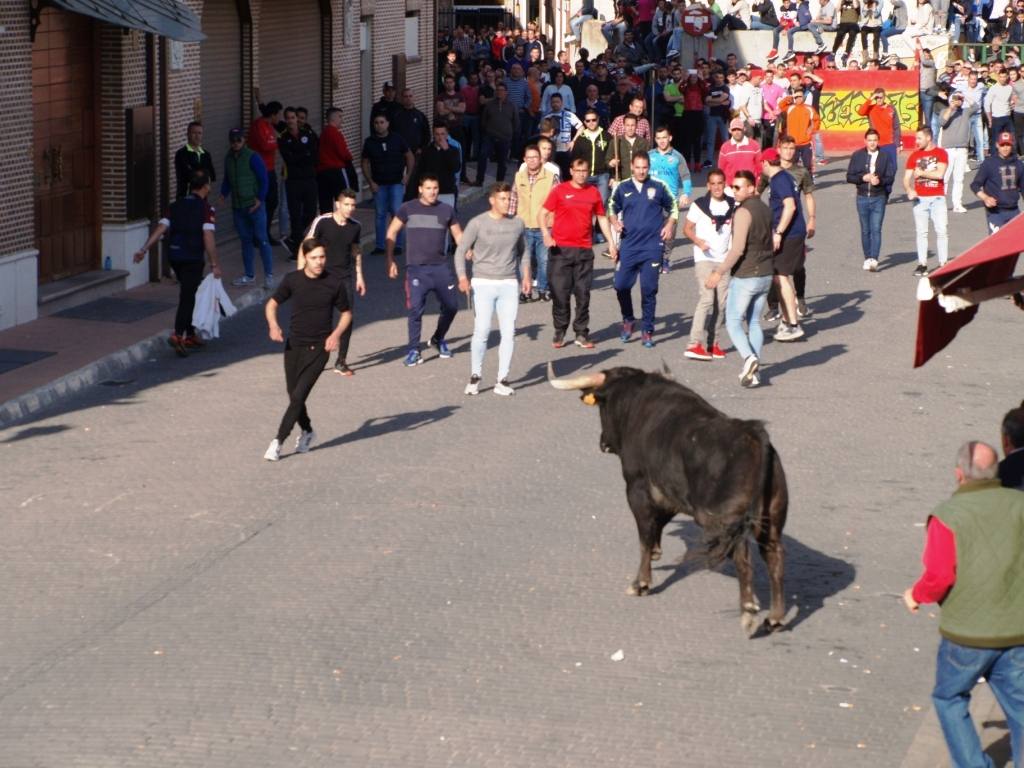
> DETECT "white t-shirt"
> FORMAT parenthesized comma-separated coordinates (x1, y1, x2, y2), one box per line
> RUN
(686, 197, 733, 263)
(730, 82, 754, 117)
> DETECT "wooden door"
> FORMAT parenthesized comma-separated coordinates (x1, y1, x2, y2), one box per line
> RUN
(33, 8, 98, 283)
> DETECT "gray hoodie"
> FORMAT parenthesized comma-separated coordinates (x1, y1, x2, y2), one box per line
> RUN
(938, 100, 980, 148)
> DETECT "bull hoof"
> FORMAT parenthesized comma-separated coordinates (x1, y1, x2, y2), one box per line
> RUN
(740, 610, 761, 637)
(627, 581, 650, 596)
(767, 605, 799, 630)
(651, 546, 662, 562)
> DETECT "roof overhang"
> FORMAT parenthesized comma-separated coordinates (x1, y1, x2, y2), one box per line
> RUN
(31, 0, 205, 42)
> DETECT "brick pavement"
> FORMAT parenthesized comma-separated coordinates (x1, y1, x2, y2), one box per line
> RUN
(0, 164, 1019, 766)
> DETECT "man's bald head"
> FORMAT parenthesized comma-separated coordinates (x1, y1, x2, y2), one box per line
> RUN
(955, 441, 999, 484)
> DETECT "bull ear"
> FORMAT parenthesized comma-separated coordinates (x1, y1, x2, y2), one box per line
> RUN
(661, 359, 674, 380)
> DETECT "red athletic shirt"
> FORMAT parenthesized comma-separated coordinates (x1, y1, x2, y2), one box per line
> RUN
(911, 517, 957, 604)
(906, 147, 948, 197)
(543, 181, 606, 248)
(317, 126, 353, 173)
(248, 117, 279, 173)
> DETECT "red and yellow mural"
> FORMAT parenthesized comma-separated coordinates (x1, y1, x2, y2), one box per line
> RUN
(815, 71, 920, 151)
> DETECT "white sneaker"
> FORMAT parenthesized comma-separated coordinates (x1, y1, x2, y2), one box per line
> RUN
(863, 259, 874, 271)
(464, 375, 480, 396)
(739, 355, 759, 386)
(264, 274, 275, 289)
(564, 34, 577, 43)
(869, 258, 879, 271)
(295, 429, 316, 454)
(704, 31, 717, 39)
(775, 323, 805, 342)
(232, 275, 256, 286)
(264, 439, 281, 461)
(493, 379, 515, 396)
(952, 205, 967, 213)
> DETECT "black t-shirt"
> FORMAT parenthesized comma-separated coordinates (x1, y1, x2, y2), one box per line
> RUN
(708, 84, 731, 120)
(272, 269, 350, 345)
(310, 215, 362, 276)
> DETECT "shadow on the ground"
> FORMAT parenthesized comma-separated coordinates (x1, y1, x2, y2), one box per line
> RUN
(315, 405, 460, 451)
(981, 720, 1012, 766)
(877, 251, 919, 273)
(762, 343, 848, 382)
(650, 519, 856, 634)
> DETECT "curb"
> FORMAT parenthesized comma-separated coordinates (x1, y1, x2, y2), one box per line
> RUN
(0, 184, 490, 430)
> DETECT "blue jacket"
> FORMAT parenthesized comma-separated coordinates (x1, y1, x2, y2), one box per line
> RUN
(609, 178, 678, 252)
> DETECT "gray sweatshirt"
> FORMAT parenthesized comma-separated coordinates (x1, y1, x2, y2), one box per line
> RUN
(939, 101, 980, 148)
(454, 212, 526, 280)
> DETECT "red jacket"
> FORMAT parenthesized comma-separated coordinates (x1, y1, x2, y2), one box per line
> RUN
(247, 117, 278, 172)
(856, 101, 901, 148)
(317, 125, 353, 173)
(718, 138, 763, 185)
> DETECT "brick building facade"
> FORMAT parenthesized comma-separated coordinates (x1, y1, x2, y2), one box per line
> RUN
(0, 0, 437, 331)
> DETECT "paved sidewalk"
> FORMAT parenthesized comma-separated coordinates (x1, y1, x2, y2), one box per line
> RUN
(0, 183, 490, 428)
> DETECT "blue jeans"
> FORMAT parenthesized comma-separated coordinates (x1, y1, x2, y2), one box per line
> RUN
(932, 638, 1024, 768)
(725, 274, 773, 361)
(990, 115, 1014, 155)
(970, 113, 986, 165)
(788, 23, 824, 48)
(570, 14, 593, 39)
(920, 90, 936, 136)
(524, 228, 549, 291)
(470, 278, 519, 380)
(232, 206, 274, 279)
(881, 26, 905, 51)
(705, 116, 729, 165)
(477, 136, 511, 182)
(614, 250, 662, 334)
(374, 183, 405, 250)
(855, 194, 887, 260)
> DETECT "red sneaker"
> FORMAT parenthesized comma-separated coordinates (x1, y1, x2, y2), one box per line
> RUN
(684, 343, 713, 361)
(710, 343, 726, 359)
(183, 335, 205, 349)
(167, 334, 188, 357)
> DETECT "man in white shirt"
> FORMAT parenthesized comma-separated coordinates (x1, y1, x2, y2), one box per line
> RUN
(543, 93, 584, 178)
(681, 168, 733, 360)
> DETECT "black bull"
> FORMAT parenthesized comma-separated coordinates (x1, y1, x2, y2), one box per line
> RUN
(549, 364, 789, 634)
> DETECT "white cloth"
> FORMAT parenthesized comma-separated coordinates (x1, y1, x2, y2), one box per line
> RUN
(191, 274, 238, 339)
(686, 197, 733, 262)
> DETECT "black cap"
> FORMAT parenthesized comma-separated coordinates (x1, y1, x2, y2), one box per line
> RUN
(228, 128, 244, 141)
(383, 81, 395, 91)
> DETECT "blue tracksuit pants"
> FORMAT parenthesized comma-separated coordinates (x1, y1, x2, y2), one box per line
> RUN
(613, 249, 662, 334)
(405, 264, 459, 351)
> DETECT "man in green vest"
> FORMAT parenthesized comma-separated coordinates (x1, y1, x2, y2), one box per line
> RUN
(903, 440, 1024, 768)
(220, 127, 275, 289)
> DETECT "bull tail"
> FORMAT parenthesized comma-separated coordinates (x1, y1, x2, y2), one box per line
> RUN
(702, 424, 773, 567)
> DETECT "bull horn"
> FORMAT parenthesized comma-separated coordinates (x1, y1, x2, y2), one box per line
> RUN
(547, 362, 606, 391)
(661, 359, 674, 379)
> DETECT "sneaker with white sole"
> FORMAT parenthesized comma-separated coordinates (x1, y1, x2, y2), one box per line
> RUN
(739, 355, 759, 387)
(232, 275, 256, 286)
(775, 323, 805, 342)
(493, 379, 515, 396)
(863, 259, 874, 271)
(264, 439, 281, 461)
(797, 299, 813, 318)
(464, 375, 481, 396)
(264, 275, 275, 289)
(295, 429, 316, 454)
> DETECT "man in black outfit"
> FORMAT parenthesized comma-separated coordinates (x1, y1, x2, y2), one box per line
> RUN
(392, 88, 432, 158)
(279, 107, 320, 257)
(369, 82, 402, 133)
(414, 124, 462, 206)
(134, 171, 221, 356)
(264, 237, 351, 461)
(173, 122, 216, 200)
(1000, 404, 1024, 491)
(304, 189, 366, 376)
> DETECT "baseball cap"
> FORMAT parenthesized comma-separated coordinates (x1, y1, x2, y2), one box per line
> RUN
(997, 131, 1015, 146)
(950, 90, 965, 99)
(228, 128, 244, 141)
(761, 147, 781, 163)
(729, 117, 745, 131)
(383, 81, 395, 91)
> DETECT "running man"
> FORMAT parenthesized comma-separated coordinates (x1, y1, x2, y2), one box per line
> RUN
(607, 152, 678, 348)
(454, 183, 530, 396)
(304, 188, 366, 376)
(705, 170, 775, 389)
(264, 237, 351, 461)
(647, 125, 691, 273)
(385, 174, 464, 366)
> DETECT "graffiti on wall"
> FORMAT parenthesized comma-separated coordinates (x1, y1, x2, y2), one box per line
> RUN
(817, 90, 920, 132)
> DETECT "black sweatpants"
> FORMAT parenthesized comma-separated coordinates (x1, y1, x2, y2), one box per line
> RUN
(547, 246, 595, 337)
(680, 111, 704, 166)
(337, 275, 355, 363)
(169, 259, 204, 336)
(276, 340, 329, 443)
(286, 177, 318, 246)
